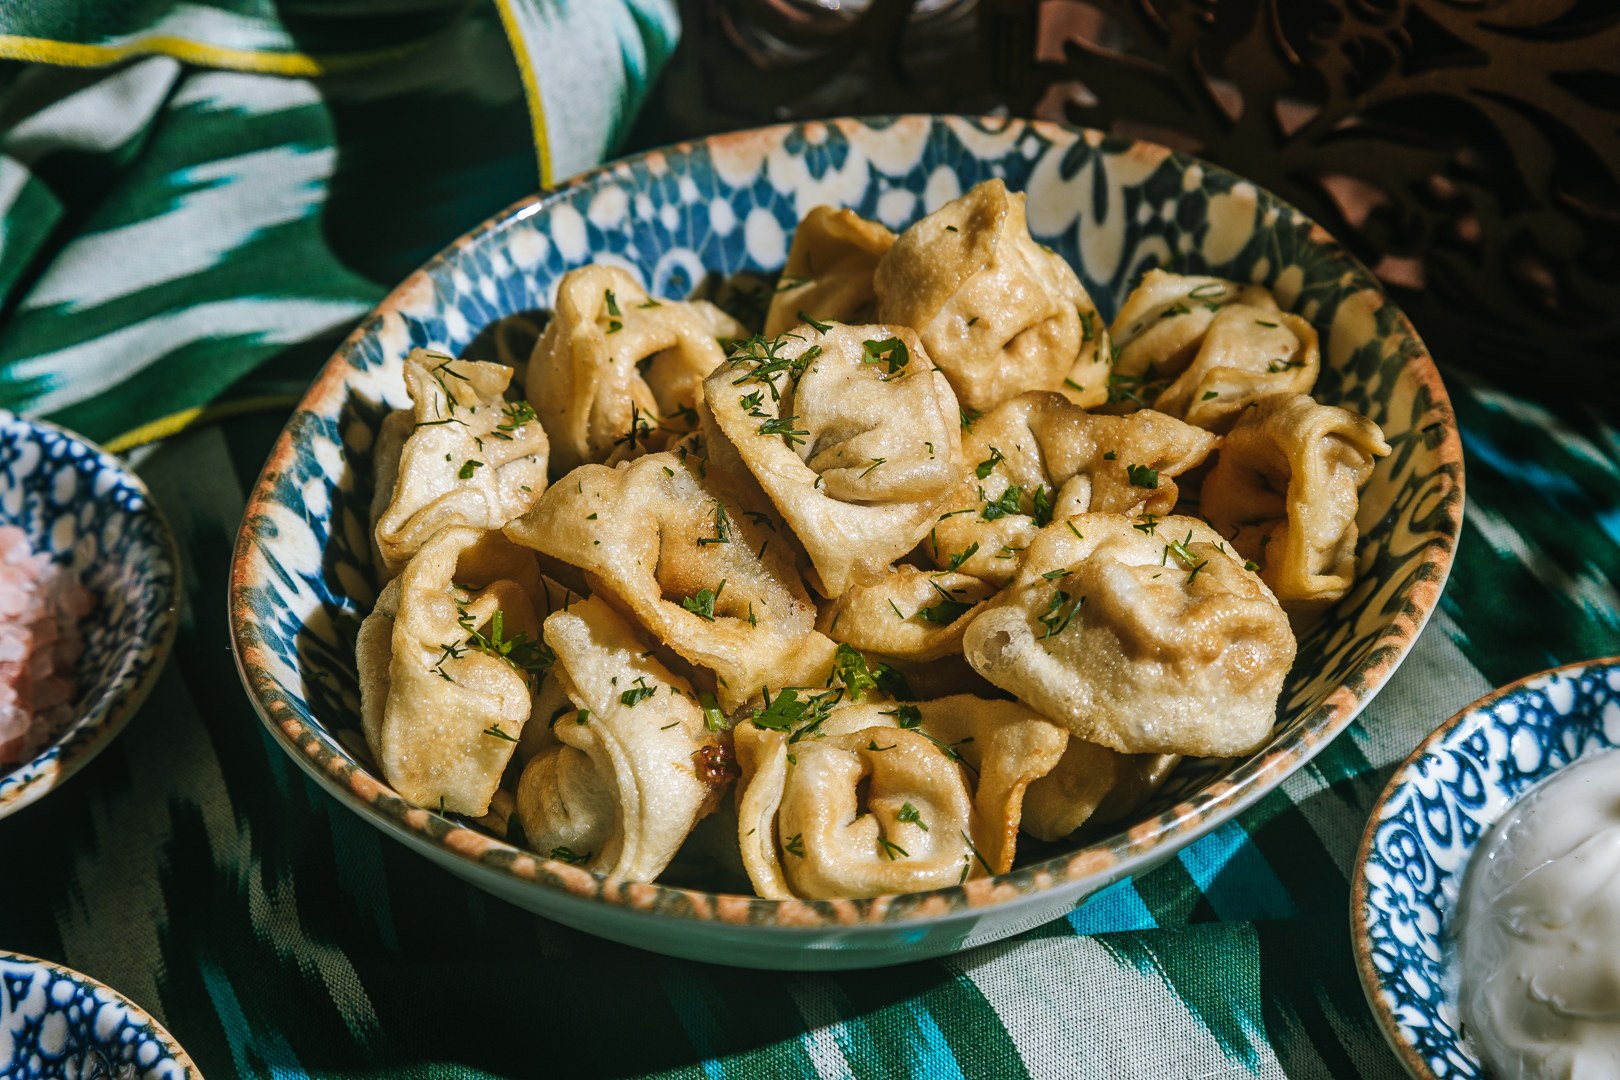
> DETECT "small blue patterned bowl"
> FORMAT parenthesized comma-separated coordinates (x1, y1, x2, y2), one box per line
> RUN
(1352, 657, 1620, 1079)
(0, 952, 197, 1080)
(0, 414, 180, 820)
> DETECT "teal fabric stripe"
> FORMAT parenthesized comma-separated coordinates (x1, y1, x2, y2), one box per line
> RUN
(1176, 822, 1298, 923)
(1068, 878, 1158, 934)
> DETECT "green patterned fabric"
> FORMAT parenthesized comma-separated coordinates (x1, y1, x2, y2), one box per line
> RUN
(0, 11, 1618, 1075)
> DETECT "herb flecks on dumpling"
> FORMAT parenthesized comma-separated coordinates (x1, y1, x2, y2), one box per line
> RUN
(765, 206, 896, 339)
(816, 566, 998, 662)
(502, 451, 817, 712)
(963, 513, 1296, 758)
(516, 596, 728, 883)
(1201, 392, 1390, 621)
(703, 323, 966, 597)
(373, 349, 548, 576)
(1107, 270, 1319, 432)
(874, 178, 1094, 414)
(356, 527, 550, 816)
(931, 391, 1219, 582)
(527, 265, 744, 475)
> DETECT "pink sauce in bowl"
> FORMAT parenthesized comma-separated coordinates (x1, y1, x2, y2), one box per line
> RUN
(0, 526, 96, 769)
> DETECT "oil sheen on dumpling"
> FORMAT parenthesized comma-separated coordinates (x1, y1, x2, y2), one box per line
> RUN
(1108, 270, 1318, 431)
(515, 597, 729, 882)
(1201, 392, 1390, 619)
(527, 265, 745, 474)
(502, 450, 818, 712)
(874, 178, 1093, 414)
(931, 392, 1219, 581)
(703, 323, 966, 596)
(764, 205, 896, 338)
(356, 526, 548, 816)
(1020, 740, 1179, 841)
(963, 513, 1296, 757)
(373, 349, 548, 575)
(815, 566, 998, 662)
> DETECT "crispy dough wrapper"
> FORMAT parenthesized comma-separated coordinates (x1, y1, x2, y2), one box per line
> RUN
(702, 323, 965, 596)
(874, 178, 1093, 414)
(816, 567, 998, 662)
(932, 392, 1219, 582)
(964, 513, 1296, 757)
(515, 597, 726, 882)
(1020, 741, 1180, 841)
(356, 527, 545, 816)
(503, 451, 817, 712)
(1201, 392, 1390, 619)
(526, 265, 745, 474)
(1107, 271, 1319, 432)
(734, 696, 1064, 897)
(373, 350, 548, 575)
(764, 206, 896, 338)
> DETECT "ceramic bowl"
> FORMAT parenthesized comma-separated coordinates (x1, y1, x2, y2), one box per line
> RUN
(229, 115, 1463, 969)
(1351, 657, 1620, 1079)
(0, 415, 179, 820)
(0, 952, 197, 1080)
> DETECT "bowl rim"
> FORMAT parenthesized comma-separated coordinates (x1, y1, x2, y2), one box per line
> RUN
(0, 949, 200, 1077)
(230, 113, 1465, 936)
(0, 413, 182, 822)
(1348, 654, 1620, 1080)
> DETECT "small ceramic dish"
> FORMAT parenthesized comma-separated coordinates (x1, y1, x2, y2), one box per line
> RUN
(1352, 657, 1620, 1079)
(230, 115, 1462, 969)
(0, 951, 198, 1080)
(0, 414, 180, 820)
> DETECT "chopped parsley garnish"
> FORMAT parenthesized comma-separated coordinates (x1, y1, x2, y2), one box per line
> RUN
(1102, 450, 1117, 461)
(498, 400, 537, 432)
(784, 833, 805, 858)
(682, 580, 725, 621)
(980, 486, 1023, 522)
(799, 311, 833, 333)
(860, 336, 910, 377)
(751, 686, 844, 736)
(939, 508, 975, 520)
(587, 513, 598, 519)
(575, 709, 591, 725)
(960, 406, 982, 432)
(1188, 281, 1226, 299)
(859, 457, 886, 478)
(740, 390, 764, 413)
(699, 690, 727, 732)
(945, 225, 958, 232)
(1255, 319, 1278, 327)
(974, 446, 1006, 479)
(1066, 521, 1084, 540)
(742, 510, 775, 531)
(947, 541, 980, 571)
(961, 830, 993, 876)
(697, 501, 732, 546)
(1040, 568, 1071, 581)
(897, 801, 929, 832)
(550, 846, 590, 865)
(888, 598, 906, 619)
(455, 605, 554, 680)
(874, 662, 915, 701)
(833, 643, 877, 699)
(1079, 310, 1095, 341)
(1202, 390, 1219, 400)
(882, 703, 923, 729)
(1064, 378, 1084, 392)
(757, 415, 809, 448)
(1133, 513, 1159, 535)
(1244, 559, 1261, 572)
(730, 334, 818, 399)
(638, 298, 663, 308)
(1165, 531, 1209, 582)
(482, 724, 517, 742)
(1126, 463, 1159, 489)
(1031, 483, 1054, 527)
(774, 275, 810, 293)
(1038, 590, 1084, 638)
(1267, 358, 1305, 373)
(966, 316, 979, 327)
(604, 289, 621, 317)
(458, 459, 484, 480)
(918, 578, 974, 625)
(868, 739, 895, 752)
(619, 677, 655, 707)
(878, 836, 909, 860)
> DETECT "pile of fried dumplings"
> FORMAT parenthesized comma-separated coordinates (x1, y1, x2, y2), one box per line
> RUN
(356, 178, 1390, 899)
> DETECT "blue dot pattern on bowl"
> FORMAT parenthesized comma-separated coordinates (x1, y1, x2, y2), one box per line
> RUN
(0, 413, 179, 819)
(1357, 661, 1620, 1080)
(0, 953, 194, 1080)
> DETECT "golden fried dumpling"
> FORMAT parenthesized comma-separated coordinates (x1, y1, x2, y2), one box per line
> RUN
(502, 451, 817, 712)
(815, 566, 998, 662)
(1201, 393, 1390, 619)
(515, 597, 728, 882)
(874, 178, 1091, 414)
(1020, 740, 1179, 841)
(963, 513, 1296, 757)
(931, 392, 1219, 582)
(373, 349, 548, 575)
(703, 323, 965, 596)
(527, 265, 745, 474)
(355, 527, 547, 816)
(1108, 270, 1318, 432)
(764, 205, 896, 338)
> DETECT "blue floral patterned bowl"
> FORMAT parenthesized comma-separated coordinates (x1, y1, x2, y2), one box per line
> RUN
(0, 952, 197, 1080)
(1351, 657, 1620, 1079)
(0, 414, 180, 821)
(230, 116, 1462, 969)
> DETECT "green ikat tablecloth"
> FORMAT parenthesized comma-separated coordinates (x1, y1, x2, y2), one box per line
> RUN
(0, 9, 1618, 1077)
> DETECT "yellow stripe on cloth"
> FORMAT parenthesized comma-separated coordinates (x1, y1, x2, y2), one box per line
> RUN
(490, 0, 554, 188)
(0, 33, 431, 76)
(104, 394, 302, 454)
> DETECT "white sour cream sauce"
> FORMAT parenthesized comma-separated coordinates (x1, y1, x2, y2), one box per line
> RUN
(1456, 748, 1620, 1080)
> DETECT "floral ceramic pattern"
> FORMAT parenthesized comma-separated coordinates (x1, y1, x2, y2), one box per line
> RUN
(1352, 658, 1620, 1080)
(0, 415, 179, 820)
(229, 116, 1462, 958)
(0, 952, 196, 1080)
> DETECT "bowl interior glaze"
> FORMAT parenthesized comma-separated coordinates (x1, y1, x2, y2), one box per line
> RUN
(229, 116, 1461, 967)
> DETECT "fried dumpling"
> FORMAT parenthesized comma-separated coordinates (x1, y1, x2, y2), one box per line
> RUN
(373, 349, 548, 575)
(356, 526, 548, 815)
(1107, 270, 1318, 432)
(1020, 740, 1179, 841)
(964, 513, 1296, 757)
(515, 597, 729, 882)
(764, 206, 896, 339)
(703, 323, 966, 596)
(874, 178, 1091, 414)
(931, 392, 1219, 582)
(502, 451, 818, 712)
(527, 265, 744, 474)
(815, 566, 998, 662)
(1201, 393, 1390, 619)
